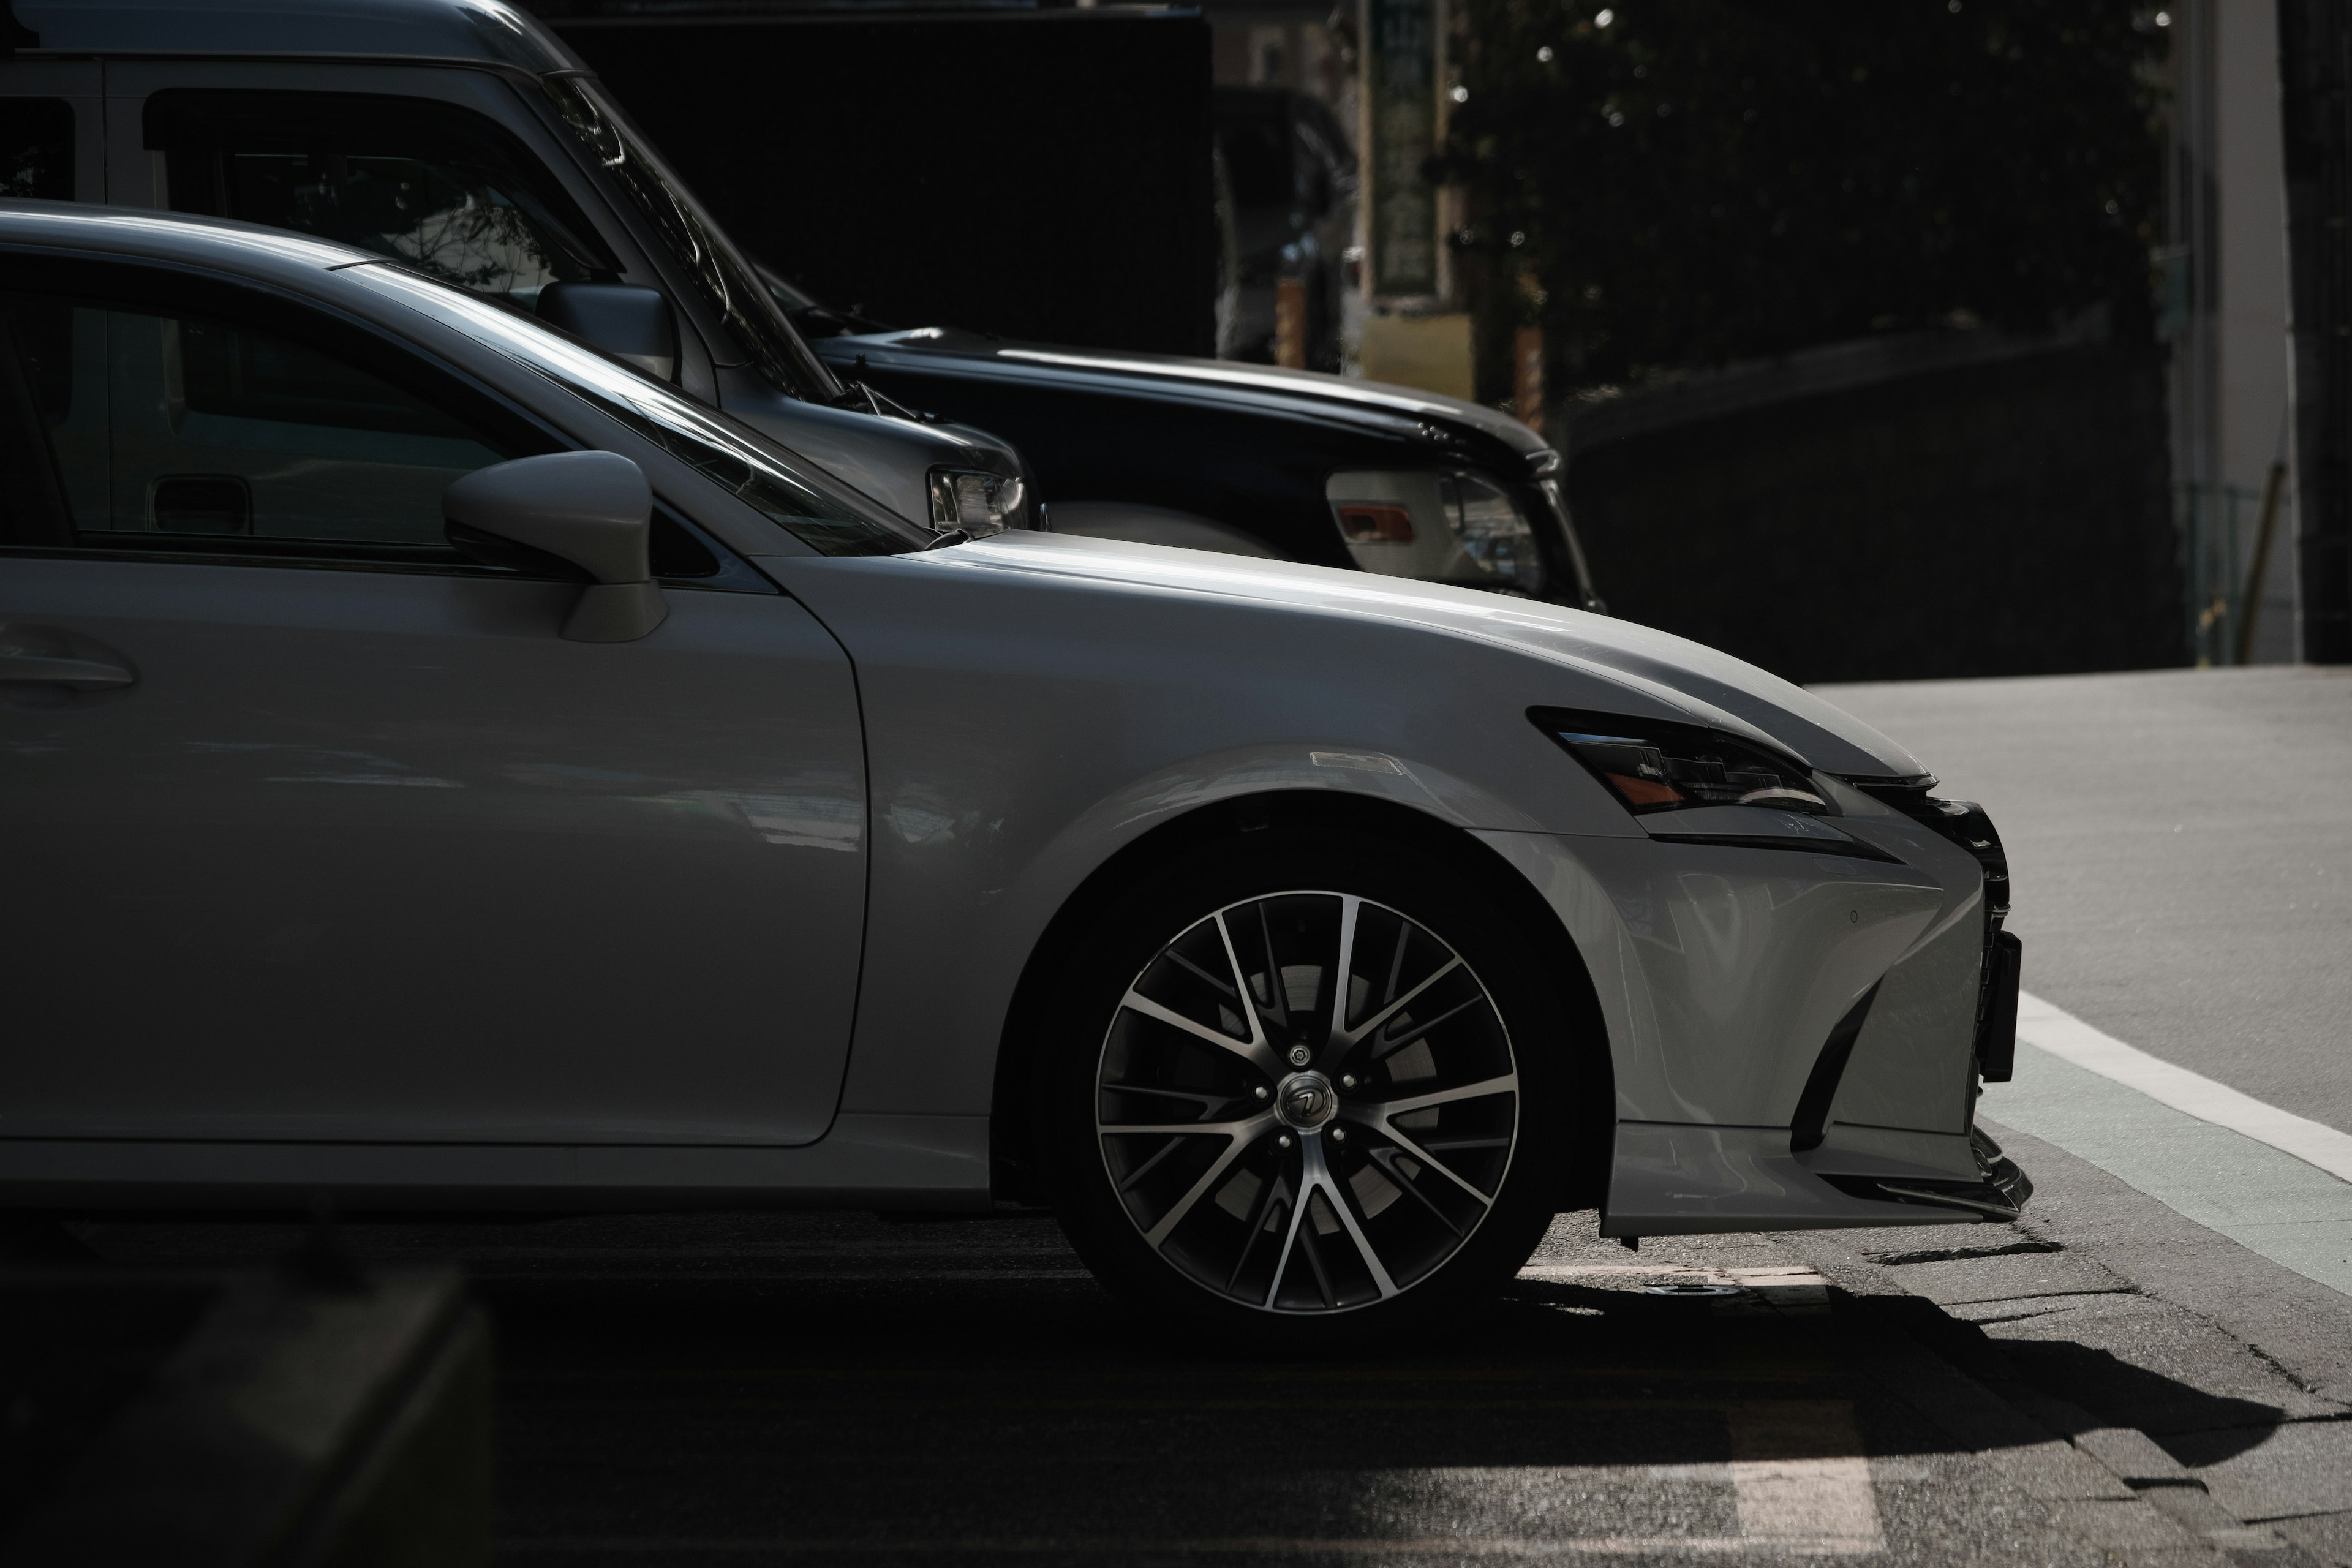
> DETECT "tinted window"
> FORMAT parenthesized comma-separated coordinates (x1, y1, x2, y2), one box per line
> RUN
(147, 91, 615, 308)
(535, 77, 839, 403)
(344, 260, 923, 557)
(1, 294, 507, 547)
(1, 98, 73, 200)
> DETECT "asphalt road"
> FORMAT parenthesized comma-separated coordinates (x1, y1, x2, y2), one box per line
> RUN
(55, 1196, 2339, 1567)
(1816, 665, 2352, 1134)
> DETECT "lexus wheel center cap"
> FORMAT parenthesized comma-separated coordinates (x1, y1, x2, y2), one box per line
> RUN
(1275, 1070, 1339, 1131)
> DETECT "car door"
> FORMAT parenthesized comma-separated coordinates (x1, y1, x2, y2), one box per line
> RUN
(0, 257, 867, 1147)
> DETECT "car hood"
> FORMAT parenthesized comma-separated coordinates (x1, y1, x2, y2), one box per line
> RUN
(831, 329, 1552, 464)
(955, 532, 1928, 780)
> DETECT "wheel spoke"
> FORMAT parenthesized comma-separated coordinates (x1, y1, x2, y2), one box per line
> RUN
(1224, 1161, 1288, 1291)
(1120, 989, 1283, 1075)
(1369, 1120, 1499, 1205)
(1100, 1083, 1234, 1115)
(1212, 911, 1281, 1059)
(1366, 991, 1487, 1062)
(1262, 1165, 1317, 1308)
(1381, 919, 1412, 1009)
(1303, 1133, 1398, 1299)
(1100, 1118, 1266, 1137)
(1338, 956, 1464, 1053)
(1363, 1071, 1519, 1120)
(1317, 895, 1363, 1057)
(1296, 1219, 1338, 1308)
(1166, 948, 1240, 1003)
(1114, 1134, 1190, 1194)
(1254, 900, 1290, 1032)
(1140, 1113, 1275, 1248)
(1367, 1145, 1468, 1237)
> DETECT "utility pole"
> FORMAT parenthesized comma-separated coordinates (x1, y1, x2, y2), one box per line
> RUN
(2277, 0, 2351, 662)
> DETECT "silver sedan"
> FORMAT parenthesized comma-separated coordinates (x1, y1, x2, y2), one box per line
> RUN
(0, 203, 2027, 1331)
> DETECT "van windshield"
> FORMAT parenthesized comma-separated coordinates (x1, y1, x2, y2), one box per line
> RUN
(536, 76, 842, 405)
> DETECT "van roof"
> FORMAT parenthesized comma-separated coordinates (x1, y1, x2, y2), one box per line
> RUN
(10, 0, 584, 74)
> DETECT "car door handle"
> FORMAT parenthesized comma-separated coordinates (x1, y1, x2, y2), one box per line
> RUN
(0, 624, 138, 690)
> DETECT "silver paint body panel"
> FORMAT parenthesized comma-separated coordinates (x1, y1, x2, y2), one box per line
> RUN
(0, 207, 2005, 1232)
(1, 559, 867, 1148)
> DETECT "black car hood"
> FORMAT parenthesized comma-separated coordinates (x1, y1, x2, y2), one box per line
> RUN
(821, 328, 1553, 462)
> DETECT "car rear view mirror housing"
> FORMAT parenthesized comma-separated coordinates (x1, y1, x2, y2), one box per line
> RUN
(536, 283, 678, 382)
(443, 452, 669, 643)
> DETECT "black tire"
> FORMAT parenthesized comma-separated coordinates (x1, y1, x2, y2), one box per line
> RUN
(1037, 823, 1587, 1338)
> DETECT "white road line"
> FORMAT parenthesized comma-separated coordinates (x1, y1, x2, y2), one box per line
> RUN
(1517, 1264, 1828, 1284)
(1726, 1402, 1887, 1556)
(1516, 1263, 1833, 1311)
(2016, 990, 2352, 1182)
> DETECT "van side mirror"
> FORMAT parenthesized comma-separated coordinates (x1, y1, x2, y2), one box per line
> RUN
(537, 283, 677, 382)
(443, 451, 669, 643)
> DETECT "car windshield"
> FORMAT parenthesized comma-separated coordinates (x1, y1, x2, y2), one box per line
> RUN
(342, 261, 924, 557)
(535, 76, 842, 405)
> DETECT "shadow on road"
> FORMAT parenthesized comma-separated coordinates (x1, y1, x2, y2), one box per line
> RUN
(1864, 1293, 2287, 1466)
(31, 1209, 2290, 1562)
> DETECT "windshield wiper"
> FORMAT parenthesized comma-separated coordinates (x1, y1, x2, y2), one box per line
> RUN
(829, 376, 932, 424)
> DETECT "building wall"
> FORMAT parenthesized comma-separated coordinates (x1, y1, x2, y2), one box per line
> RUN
(1562, 339, 2187, 686)
(2214, 0, 2296, 662)
(2171, 0, 2297, 663)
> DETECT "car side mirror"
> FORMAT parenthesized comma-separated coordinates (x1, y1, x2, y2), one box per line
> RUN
(443, 452, 669, 643)
(537, 283, 677, 382)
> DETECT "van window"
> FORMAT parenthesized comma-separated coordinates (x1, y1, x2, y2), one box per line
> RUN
(146, 90, 617, 309)
(2, 98, 74, 200)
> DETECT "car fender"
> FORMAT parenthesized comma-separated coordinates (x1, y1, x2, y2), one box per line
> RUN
(753, 546, 1654, 1129)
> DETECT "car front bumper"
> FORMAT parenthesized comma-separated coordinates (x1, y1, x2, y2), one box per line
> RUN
(1474, 810, 2034, 1237)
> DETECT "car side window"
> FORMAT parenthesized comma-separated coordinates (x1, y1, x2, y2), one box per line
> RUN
(146, 91, 617, 310)
(2, 98, 74, 200)
(1, 293, 510, 549)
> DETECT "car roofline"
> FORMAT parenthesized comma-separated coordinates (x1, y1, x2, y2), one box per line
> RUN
(0, 198, 385, 272)
(8, 0, 587, 75)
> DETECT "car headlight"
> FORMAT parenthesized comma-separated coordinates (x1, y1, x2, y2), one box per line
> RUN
(1531, 707, 1831, 815)
(927, 468, 1027, 535)
(1326, 470, 1546, 593)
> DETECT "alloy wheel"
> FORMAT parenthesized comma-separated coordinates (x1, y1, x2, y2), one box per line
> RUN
(1094, 891, 1519, 1314)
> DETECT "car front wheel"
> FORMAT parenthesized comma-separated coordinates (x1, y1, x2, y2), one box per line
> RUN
(1039, 828, 1582, 1333)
